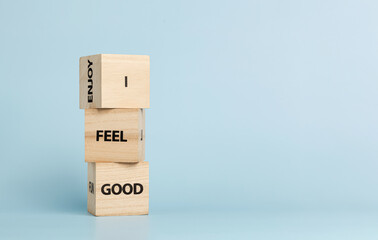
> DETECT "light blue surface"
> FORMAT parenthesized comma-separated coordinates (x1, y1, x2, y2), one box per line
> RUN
(1, 0, 378, 239)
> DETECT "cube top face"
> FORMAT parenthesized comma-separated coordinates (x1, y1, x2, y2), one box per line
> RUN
(88, 162, 149, 216)
(85, 108, 145, 163)
(79, 54, 150, 109)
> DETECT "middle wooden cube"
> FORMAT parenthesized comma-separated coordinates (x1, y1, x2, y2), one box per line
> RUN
(85, 108, 145, 163)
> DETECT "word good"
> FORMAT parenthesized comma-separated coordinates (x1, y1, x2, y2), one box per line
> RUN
(87, 60, 93, 103)
(96, 130, 127, 142)
(101, 183, 144, 195)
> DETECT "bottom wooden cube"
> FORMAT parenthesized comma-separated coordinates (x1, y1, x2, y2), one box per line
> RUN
(87, 162, 149, 216)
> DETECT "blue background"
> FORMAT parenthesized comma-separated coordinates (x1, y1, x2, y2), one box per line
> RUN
(1, 0, 378, 239)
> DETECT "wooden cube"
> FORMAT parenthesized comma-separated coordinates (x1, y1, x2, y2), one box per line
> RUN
(79, 54, 150, 109)
(85, 108, 145, 163)
(88, 162, 149, 216)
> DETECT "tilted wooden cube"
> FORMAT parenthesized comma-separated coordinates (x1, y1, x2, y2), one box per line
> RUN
(79, 54, 150, 109)
(88, 162, 149, 216)
(85, 108, 145, 163)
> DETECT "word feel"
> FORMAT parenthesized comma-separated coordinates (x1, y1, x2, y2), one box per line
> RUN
(96, 130, 127, 142)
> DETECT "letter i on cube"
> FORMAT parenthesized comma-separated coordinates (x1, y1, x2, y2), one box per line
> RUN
(79, 54, 150, 109)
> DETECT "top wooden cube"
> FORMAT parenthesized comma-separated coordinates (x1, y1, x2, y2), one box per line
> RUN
(79, 54, 150, 109)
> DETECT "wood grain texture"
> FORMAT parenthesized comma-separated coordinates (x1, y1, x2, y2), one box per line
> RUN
(79, 54, 150, 109)
(87, 162, 149, 216)
(87, 162, 96, 214)
(85, 108, 145, 163)
(79, 54, 102, 109)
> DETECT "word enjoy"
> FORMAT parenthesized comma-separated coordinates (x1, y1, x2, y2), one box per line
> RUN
(87, 60, 93, 103)
(101, 183, 144, 195)
(96, 130, 127, 142)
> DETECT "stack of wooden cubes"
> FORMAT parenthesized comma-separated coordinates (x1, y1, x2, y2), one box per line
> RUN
(79, 54, 150, 216)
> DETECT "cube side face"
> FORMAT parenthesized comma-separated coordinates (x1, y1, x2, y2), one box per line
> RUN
(93, 162, 149, 216)
(139, 109, 146, 161)
(85, 108, 145, 163)
(87, 163, 96, 215)
(101, 54, 150, 108)
(80, 55, 102, 109)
